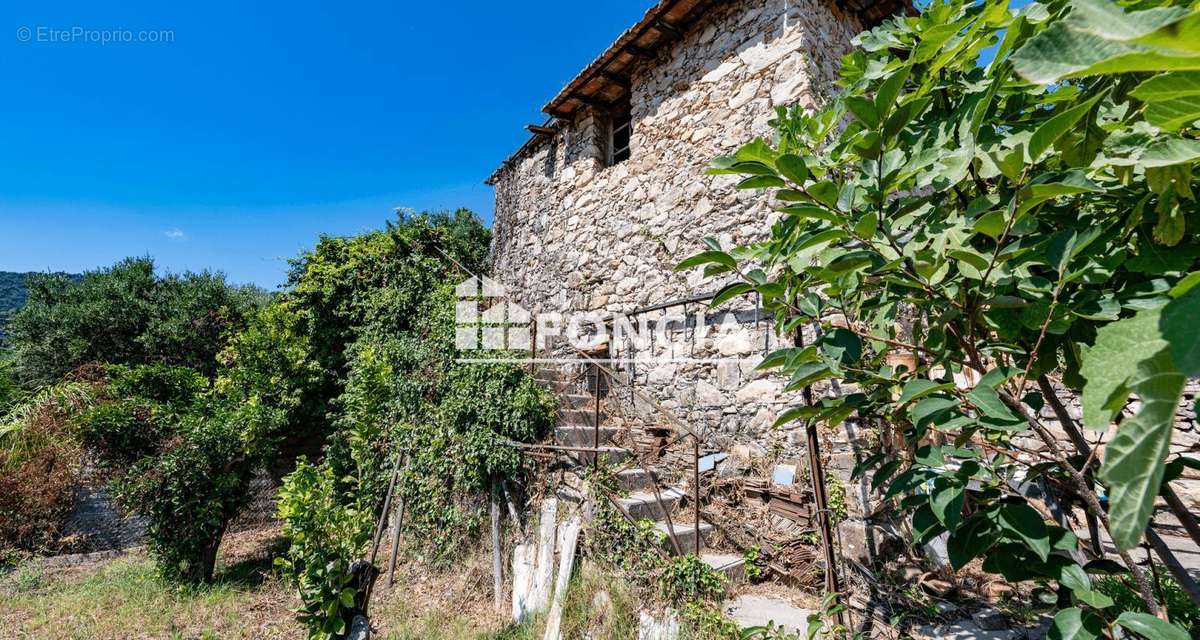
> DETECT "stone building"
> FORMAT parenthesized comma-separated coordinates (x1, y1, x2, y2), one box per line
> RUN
(485, 0, 1200, 565)
(485, 0, 911, 559)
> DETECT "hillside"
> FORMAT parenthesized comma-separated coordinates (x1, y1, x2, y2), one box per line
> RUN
(0, 271, 80, 338)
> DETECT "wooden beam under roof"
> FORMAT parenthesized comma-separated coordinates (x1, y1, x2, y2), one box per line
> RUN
(574, 92, 614, 112)
(526, 124, 557, 136)
(624, 44, 656, 59)
(600, 71, 632, 89)
(653, 18, 683, 39)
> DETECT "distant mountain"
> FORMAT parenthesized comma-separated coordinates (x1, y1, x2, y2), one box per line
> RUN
(0, 271, 81, 339)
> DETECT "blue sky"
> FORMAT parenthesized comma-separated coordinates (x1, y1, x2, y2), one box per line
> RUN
(0, 2, 650, 287)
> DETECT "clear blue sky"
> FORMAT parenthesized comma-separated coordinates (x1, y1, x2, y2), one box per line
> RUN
(0, 1, 650, 288)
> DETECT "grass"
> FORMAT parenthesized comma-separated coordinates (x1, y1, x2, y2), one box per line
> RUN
(0, 529, 645, 640)
(0, 533, 299, 639)
(372, 558, 639, 640)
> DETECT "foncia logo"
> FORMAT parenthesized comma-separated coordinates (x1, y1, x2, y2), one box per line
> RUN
(455, 276, 531, 352)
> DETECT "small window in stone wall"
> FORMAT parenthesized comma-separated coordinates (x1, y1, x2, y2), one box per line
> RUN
(608, 104, 632, 166)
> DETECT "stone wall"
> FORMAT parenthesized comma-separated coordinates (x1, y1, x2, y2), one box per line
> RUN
(489, 0, 1200, 555)
(490, 0, 865, 464)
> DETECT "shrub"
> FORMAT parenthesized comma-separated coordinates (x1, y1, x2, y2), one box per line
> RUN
(8, 258, 260, 386)
(275, 460, 373, 640)
(678, 601, 739, 640)
(658, 554, 727, 606)
(0, 356, 22, 414)
(105, 364, 207, 409)
(77, 400, 165, 468)
(678, 0, 1200, 632)
(0, 392, 84, 553)
(112, 408, 256, 583)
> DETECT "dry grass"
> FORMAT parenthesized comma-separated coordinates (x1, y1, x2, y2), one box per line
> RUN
(0, 527, 298, 640)
(0, 526, 646, 640)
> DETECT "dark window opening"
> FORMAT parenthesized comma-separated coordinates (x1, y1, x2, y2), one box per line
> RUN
(609, 106, 632, 166)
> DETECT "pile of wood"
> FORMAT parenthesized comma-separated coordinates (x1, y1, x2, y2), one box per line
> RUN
(742, 478, 816, 527)
(632, 425, 674, 460)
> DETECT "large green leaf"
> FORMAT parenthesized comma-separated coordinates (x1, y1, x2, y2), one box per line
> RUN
(929, 476, 965, 529)
(1012, 0, 1200, 84)
(1131, 72, 1200, 130)
(1099, 350, 1186, 550)
(1114, 612, 1190, 640)
(1012, 22, 1200, 84)
(675, 251, 736, 272)
(1079, 309, 1167, 429)
(1130, 71, 1200, 101)
(1027, 92, 1105, 162)
(1144, 98, 1200, 131)
(1135, 13, 1200, 54)
(997, 502, 1051, 561)
(1140, 136, 1200, 167)
(1048, 608, 1103, 640)
(1064, 0, 1190, 40)
(898, 379, 956, 404)
(947, 513, 998, 569)
(1161, 285, 1200, 375)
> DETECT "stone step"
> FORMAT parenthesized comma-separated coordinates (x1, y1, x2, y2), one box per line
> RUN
(534, 368, 571, 383)
(557, 408, 605, 426)
(614, 468, 658, 492)
(655, 521, 717, 555)
(573, 446, 633, 466)
(702, 553, 746, 582)
(724, 595, 812, 637)
(536, 379, 575, 394)
(559, 393, 595, 410)
(555, 426, 622, 447)
(617, 488, 685, 520)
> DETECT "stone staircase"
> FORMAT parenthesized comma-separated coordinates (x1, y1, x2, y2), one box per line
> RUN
(534, 367, 743, 578)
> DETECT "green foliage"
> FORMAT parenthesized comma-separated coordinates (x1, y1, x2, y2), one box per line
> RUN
(285, 209, 489, 384)
(0, 271, 79, 342)
(0, 356, 25, 415)
(678, 601, 741, 640)
(1095, 572, 1200, 631)
(215, 302, 325, 453)
(805, 593, 858, 640)
(77, 400, 166, 467)
(106, 363, 208, 408)
(76, 365, 208, 467)
(111, 404, 259, 584)
(273, 211, 551, 636)
(86, 356, 296, 584)
(588, 501, 667, 576)
(275, 460, 373, 640)
(742, 545, 766, 582)
(658, 554, 727, 606)
(7, 258, 261, 386)
(680, 0, 1198, 631)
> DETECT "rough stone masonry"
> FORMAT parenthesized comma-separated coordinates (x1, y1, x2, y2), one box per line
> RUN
(486, 0, 887, 556)
(487, 0, 1200, 562)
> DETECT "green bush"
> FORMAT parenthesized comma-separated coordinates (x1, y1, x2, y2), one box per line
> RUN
(105, 364, 207, 409)
(1095, 573, 1200, 631)
(275, 460, 373, 640)
(658, 555, 727, 606)
(0, 356, 23, 414)
(112, 405, 262, 584)
(8, 258, 261, 386)
(77, 400, 165, 467)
